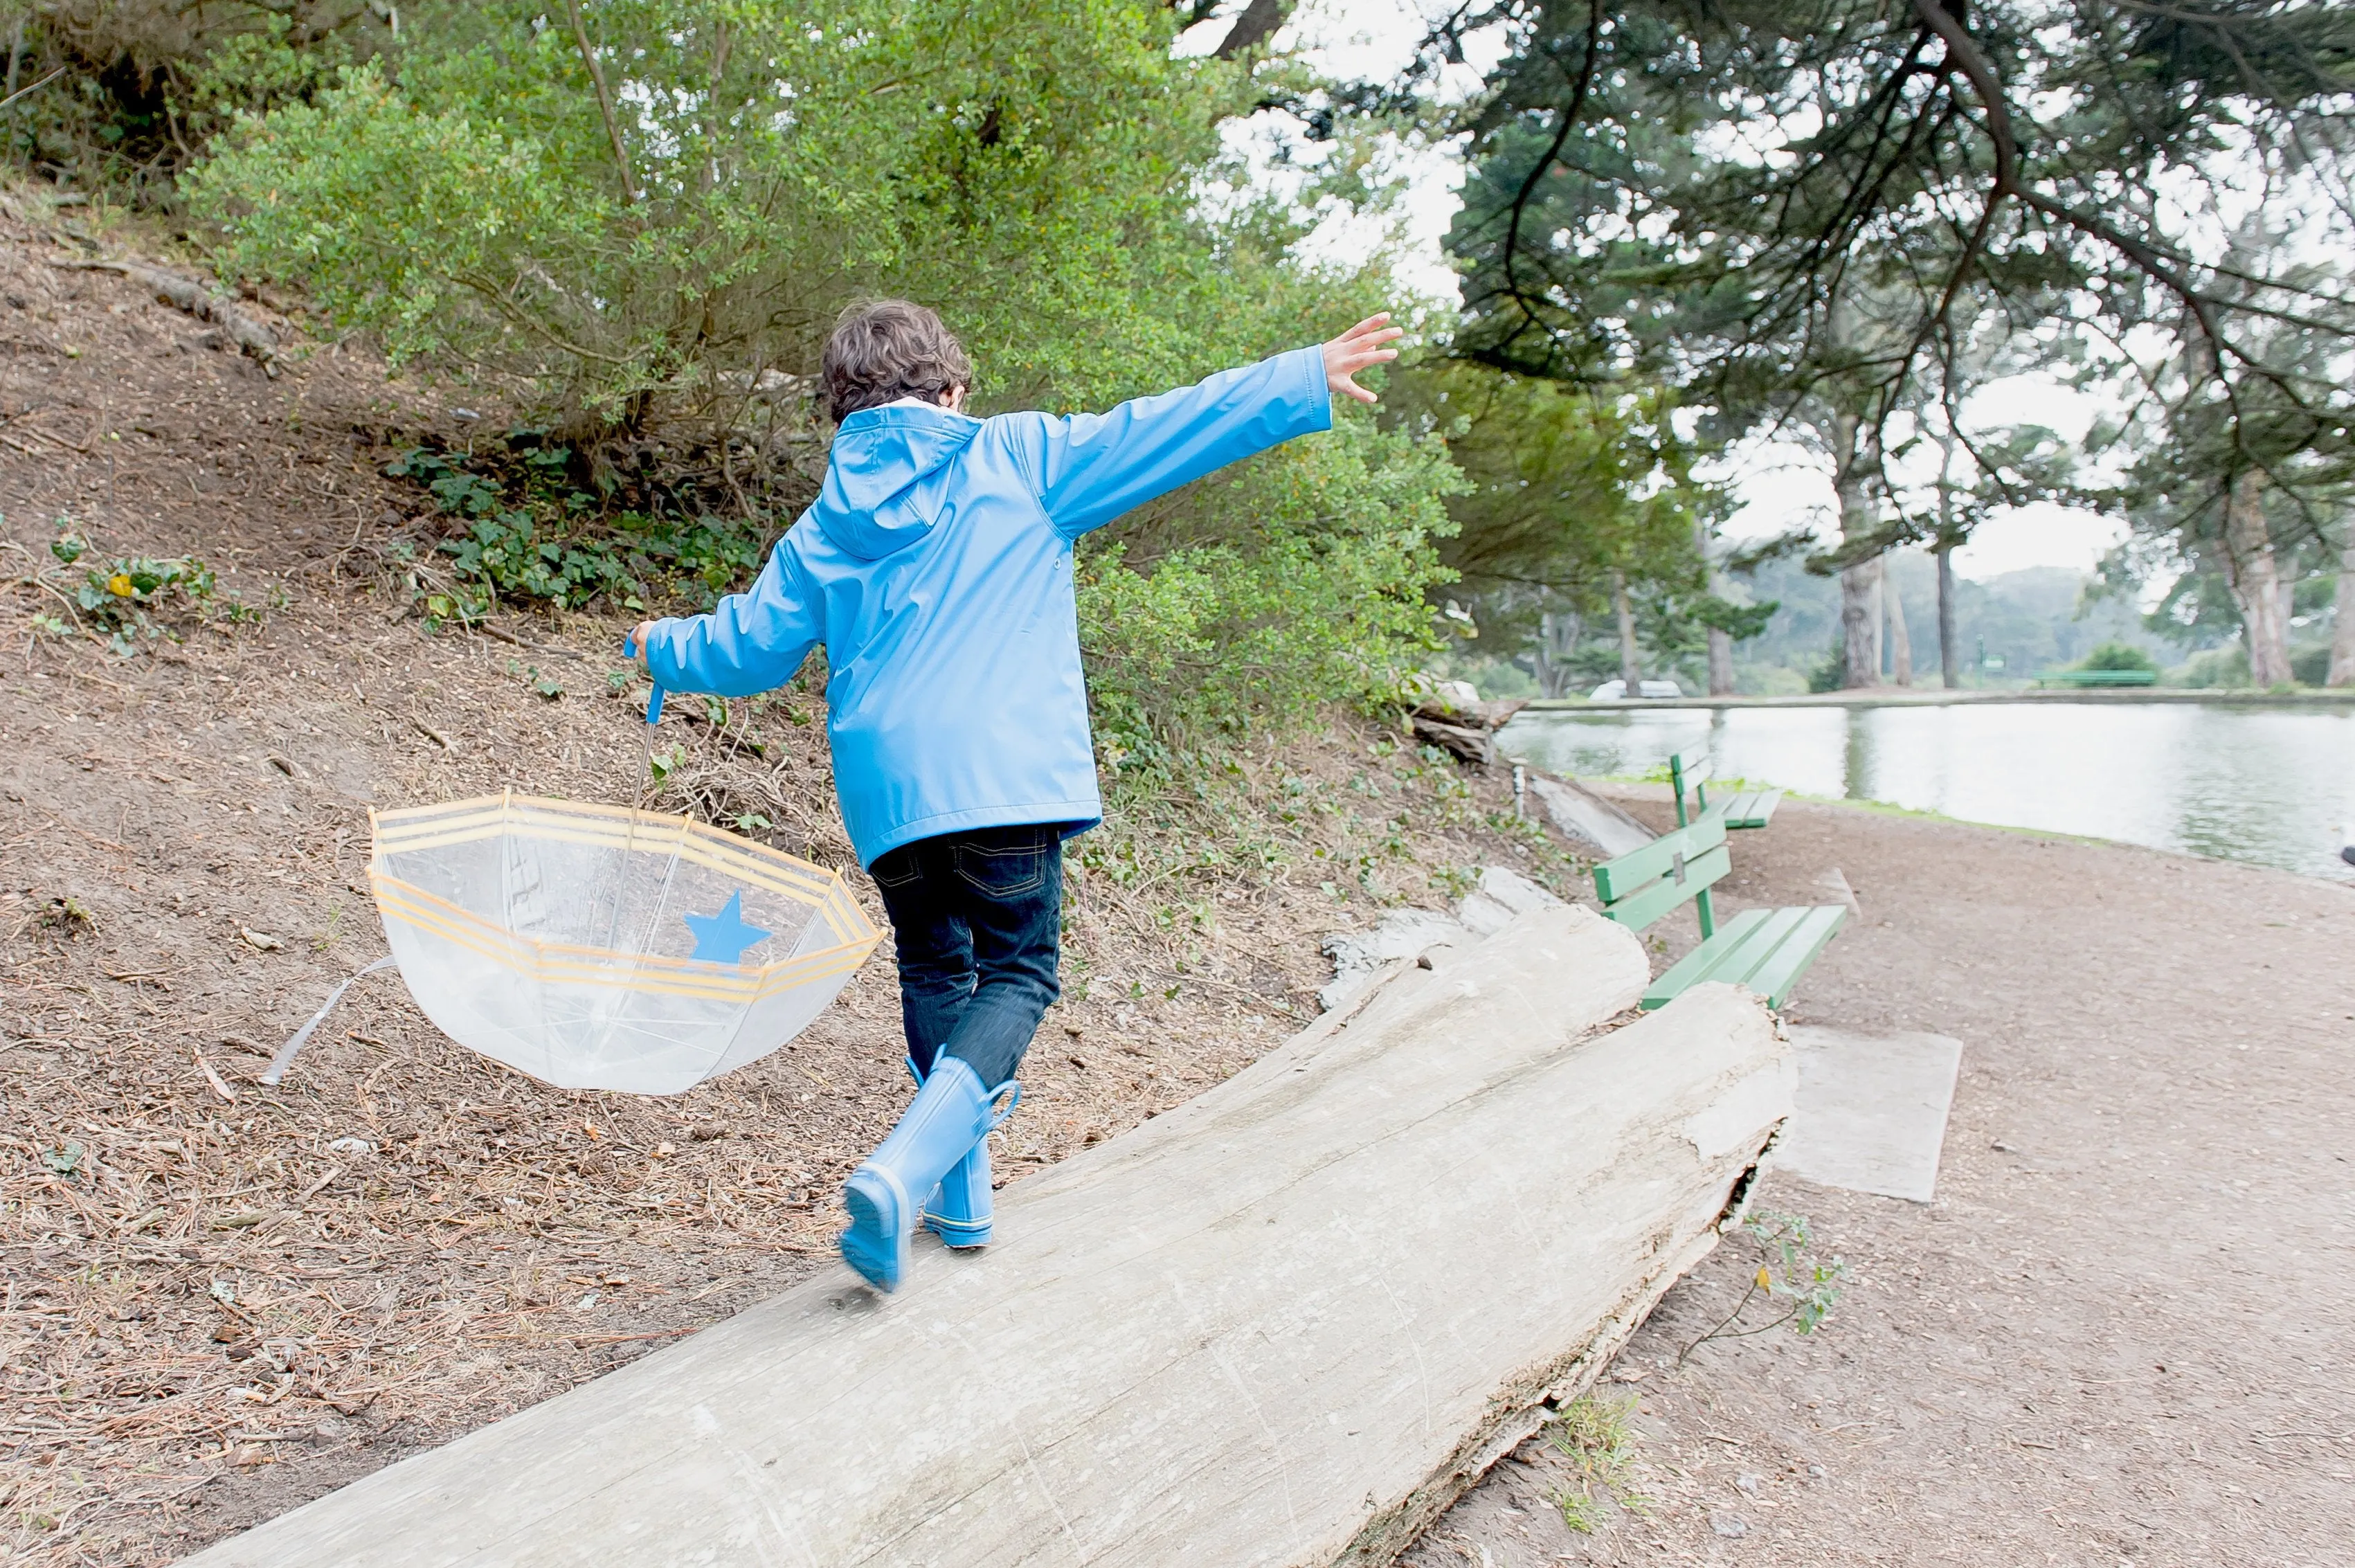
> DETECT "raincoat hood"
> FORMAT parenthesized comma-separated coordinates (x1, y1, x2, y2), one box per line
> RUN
(811, 403, 982, 560)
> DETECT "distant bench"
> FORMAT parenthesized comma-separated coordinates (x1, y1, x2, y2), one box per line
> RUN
(2035, 668, 2158, 688)
(1669, 751, 1781, 831)
(1591, 810, 1845, 1011)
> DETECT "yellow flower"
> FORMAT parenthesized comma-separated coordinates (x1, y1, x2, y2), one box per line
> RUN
(107, 573, 135, 597)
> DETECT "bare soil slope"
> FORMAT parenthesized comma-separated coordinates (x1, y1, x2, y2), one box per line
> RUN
(1413, 789, 2355, 1568)
(0, 204, 1568, 1565)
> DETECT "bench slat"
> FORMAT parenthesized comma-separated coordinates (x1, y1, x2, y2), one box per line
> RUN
(1593, 814, 1728, 903)
(1738, 904, 1848, 1007)
(1641, 908, 1774, 1002)
(1600, 844, 1731, 932)
(1641, 906, 1803, 1007)
(1720, 788, 1783, 829)
(1639, 904, 1846, 1010)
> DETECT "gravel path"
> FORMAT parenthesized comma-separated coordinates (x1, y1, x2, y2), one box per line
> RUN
(1411, 788, 2355, 1568)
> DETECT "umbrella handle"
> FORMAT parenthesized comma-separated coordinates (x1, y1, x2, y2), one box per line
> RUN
(622, 630, 666, 725)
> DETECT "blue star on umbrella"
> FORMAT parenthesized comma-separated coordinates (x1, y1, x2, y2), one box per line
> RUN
(682, 891, 770, 965)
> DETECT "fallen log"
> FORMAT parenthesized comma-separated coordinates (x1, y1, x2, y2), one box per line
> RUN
(185, 907, 1791, 1568)
(1409, 712, 1495, 766)
(51, 259, 280, 376)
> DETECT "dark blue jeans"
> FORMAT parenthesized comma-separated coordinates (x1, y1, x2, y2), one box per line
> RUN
(868, 822, 1063, 1088)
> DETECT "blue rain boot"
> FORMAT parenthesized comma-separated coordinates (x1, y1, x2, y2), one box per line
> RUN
(840, 1056, 997, 1292)
(905, 1056, 1018, 1250)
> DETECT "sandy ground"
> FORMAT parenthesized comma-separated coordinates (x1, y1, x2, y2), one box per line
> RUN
(1409, 788, 2355, 1568)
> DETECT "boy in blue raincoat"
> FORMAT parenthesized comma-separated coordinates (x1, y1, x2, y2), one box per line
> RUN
(632, 300, 1401, 1292)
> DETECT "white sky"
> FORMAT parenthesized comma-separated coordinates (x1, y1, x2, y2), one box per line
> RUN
(1212, 0, 2131, 582)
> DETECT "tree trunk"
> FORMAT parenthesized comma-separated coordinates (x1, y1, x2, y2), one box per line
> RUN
(1884, 555, 1913, 686)
(1831, 413, 1882, 690)
(1611, 570, 1641, 692)
(1936, 544, 1960, 688)
(1706, 627, 1735, 697)
(1534, 606, 1580, 700)
(2329, 532, 2355, 689)
(2220, 469, 2293, 689)
(1697, 516, 1736, 696)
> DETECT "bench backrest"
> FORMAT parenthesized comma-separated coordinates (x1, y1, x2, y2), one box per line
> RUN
(1592, 813, 1729, 933)
(1668, 750, 1713, 827)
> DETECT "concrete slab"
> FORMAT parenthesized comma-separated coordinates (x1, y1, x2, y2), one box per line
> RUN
(1774, 1025, 1963, 1203)
(1522, 775, 1657, 858)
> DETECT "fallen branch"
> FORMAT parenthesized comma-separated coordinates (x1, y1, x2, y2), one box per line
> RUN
(51, 259, 281, 377)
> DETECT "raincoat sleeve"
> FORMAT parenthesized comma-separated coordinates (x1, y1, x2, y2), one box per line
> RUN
(1012, 345, 1333, 539)
(642, 538, 821, 698)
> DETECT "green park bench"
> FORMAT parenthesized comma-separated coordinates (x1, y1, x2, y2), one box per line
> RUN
(1591, 811, 1846, 1010)
(1668, 751, 1782, 831)
(2035, 668, 2158, 688)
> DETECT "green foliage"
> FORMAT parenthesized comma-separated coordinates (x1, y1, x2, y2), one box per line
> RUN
(0, 2, 393, 207)
(1546, 1393, 1648, 1533)
(381, 440, 768, 626)
(2077, 641, 2160, 674)
(1438, 2, 2355, 468)
(181, 1, 1282, 426)
(1380, 361, 1747, 694)
(1076, 417, 1463, 780)
(185, 0, 1472, 783)
(1680, 1208, 1850, 1364)
(71, 552, 227, 656)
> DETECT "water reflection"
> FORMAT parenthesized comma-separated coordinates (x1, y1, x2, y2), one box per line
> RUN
(1497, 702, 2355, 882)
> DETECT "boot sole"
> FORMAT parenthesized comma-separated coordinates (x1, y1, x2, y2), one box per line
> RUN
(840, 1171, 910, 1291)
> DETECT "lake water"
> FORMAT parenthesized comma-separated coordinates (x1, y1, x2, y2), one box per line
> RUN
(1497, 702, 2355, 883)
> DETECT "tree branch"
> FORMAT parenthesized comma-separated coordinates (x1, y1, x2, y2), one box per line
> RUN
(566, 0, 640, 206)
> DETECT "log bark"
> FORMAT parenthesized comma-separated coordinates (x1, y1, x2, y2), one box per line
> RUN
(53, 260, 280, 375)
(1409, 714, 1494, 767)
(183, 910, 1790, 1568)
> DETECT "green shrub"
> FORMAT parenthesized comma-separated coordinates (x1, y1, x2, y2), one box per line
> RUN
(382, 440, 768, 624)
(181, 2, 1272, 426)
(2077, 640, 2160, 672)
(2166, 645, 2250, 688)
(1079, 417, 1463, 780)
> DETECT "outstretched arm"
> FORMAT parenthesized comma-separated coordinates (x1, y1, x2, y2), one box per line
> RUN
(1019, 313, 1404, 539)
(629, 539, 821, 697)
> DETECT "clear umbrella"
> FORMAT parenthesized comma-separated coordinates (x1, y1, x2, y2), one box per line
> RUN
(357, 791, 881, 1094)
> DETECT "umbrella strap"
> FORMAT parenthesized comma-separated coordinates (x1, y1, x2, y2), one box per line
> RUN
(259, 955, 397, 1088)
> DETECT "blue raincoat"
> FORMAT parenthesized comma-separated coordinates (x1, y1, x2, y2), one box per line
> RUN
(640, 345, 1333, 868)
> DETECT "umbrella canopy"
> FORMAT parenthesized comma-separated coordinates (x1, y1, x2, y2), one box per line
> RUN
(369, 792, 881, 1094)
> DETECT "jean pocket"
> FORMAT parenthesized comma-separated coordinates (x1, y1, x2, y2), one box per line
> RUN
(869, 847, 924, 890)
(953, 838, 1049, 898)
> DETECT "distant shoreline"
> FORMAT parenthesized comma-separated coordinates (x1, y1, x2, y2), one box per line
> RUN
(1517, 687, 2355, 712)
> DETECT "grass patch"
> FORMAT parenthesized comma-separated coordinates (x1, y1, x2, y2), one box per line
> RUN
(1545, 1392, 1650, 1532)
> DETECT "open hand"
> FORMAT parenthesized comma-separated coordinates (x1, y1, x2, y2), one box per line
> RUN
(1323, 313, 1405, 405)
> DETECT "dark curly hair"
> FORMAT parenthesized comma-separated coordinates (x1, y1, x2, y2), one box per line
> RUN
(820, 299, 973, 424)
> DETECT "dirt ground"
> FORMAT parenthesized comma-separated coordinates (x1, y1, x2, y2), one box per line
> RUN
(0, 200, 1573, 1565)
(1409, 787, 2355, 1568)
(10, 189, 2355, 1568)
